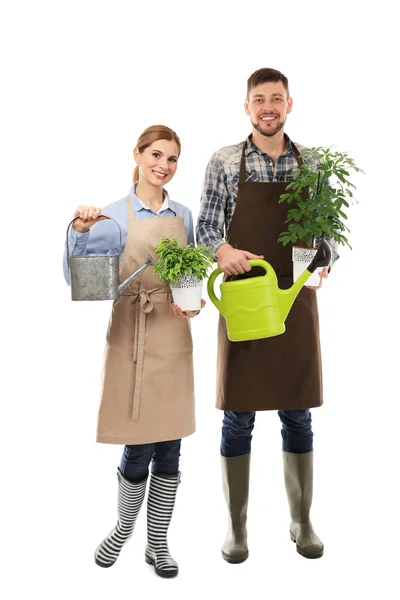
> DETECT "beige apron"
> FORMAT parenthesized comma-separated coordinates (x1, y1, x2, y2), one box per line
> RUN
(97, 197, 196, 444)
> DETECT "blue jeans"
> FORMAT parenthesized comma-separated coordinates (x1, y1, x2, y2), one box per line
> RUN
(119, 439, 181, 483)
(221, 410, 313, 457)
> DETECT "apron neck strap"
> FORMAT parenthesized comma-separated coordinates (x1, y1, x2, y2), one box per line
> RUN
(126, 195, 136, 221)
(291, 141, 303, 167)
(239, 141, 247, 183)
(239, 136, 304, 183)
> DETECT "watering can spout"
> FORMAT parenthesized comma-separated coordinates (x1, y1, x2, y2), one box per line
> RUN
(118, 255, 156, 294)
(277, 239, 332, 322)
(277, 273, 307, 323)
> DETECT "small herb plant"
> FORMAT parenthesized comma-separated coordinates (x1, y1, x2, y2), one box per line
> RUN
(154, 235, 215, 286)
(278, 147, 364, 249)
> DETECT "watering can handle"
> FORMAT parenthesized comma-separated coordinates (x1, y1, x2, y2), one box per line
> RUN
(65, 214, 122, 263)
(247, 259, 272, 272)
(207, 267, 223, 310)
(207, 259, 273, 309)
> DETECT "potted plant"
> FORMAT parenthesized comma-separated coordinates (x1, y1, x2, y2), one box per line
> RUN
(154, 235, 215, 310)
(278, 146, 364, 286)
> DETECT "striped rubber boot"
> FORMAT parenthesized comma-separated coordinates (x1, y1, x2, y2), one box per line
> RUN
(94, 469, 147, 568)
(145, 472, 180, 578)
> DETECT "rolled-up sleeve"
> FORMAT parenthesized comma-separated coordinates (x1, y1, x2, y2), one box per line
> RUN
(325, 236, 340, 270)
(196, 153, 228, 255)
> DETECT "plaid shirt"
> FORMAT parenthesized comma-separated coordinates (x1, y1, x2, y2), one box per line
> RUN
(196, 134, 339, 265)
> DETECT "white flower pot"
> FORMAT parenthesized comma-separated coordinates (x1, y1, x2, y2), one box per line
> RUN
(170, 275, 203, 311)
(292, 246, 321, 287)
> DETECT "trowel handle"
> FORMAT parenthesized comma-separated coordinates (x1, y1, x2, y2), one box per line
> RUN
(307, 239, 332, 273)
(207, 267, 223, 311)
(66, 214, 122, 263)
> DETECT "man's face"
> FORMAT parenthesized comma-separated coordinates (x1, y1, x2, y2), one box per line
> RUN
(244, 81, 293, 137)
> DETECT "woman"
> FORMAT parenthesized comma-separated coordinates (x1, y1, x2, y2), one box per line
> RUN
(63, 125, 204, 578)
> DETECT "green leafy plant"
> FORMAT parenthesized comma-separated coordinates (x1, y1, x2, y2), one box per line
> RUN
(278, 147, 364, 249)
(154, 235, 215, 286)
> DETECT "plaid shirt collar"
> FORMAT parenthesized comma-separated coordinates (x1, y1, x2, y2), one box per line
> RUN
(246, 133, 295, 159)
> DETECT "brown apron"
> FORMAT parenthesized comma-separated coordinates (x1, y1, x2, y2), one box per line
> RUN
(216, 141, 323, 411)
(97, 197, 196, 444)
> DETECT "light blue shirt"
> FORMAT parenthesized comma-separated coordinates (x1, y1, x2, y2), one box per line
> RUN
(63, 184, 194, 285)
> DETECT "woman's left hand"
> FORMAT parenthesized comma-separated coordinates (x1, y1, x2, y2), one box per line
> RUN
(172, 298, 206, 318)
(305, 267, 329, 290)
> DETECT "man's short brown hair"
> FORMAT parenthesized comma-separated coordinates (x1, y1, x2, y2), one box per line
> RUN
(247, 68, 289, 98)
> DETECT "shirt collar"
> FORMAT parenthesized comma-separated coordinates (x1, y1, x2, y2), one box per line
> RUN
(129, 182, 173, 214)
(246, 133, 294, 158)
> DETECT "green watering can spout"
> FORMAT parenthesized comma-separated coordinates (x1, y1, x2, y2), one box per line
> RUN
(278, 239, 332, 322)
(207, 240, 331, 342)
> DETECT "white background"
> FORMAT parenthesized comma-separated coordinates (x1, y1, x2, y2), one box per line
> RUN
(1, 1, 399, 598)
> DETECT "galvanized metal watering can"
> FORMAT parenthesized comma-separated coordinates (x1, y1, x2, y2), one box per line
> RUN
(66, 215, 155, 301)
(207, 239, 331, 342)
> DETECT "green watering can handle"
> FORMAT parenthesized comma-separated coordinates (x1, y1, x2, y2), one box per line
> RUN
(207, 259, 274, 310)
(247, 259, 273, 273)
(207, 266, 223, 310)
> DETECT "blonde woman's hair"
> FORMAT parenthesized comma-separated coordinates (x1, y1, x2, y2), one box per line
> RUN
(133, 125, 181, 182)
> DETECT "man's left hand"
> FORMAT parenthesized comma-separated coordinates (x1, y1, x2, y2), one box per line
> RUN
(305, 267, 329, 290)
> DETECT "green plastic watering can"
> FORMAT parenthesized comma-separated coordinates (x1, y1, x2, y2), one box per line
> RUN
(207, 239, 331, 342)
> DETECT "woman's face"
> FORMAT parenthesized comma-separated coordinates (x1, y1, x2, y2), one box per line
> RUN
(134, 139, 179, 187)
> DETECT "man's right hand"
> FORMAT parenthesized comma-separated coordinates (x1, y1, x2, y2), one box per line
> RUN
(216, 244, 264, 276)
(72, 206, 107, 233)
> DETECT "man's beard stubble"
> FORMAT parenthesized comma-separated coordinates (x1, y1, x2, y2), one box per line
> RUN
(251, 118, 285, 138)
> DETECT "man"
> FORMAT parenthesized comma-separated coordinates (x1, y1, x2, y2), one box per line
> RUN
(196, 68, 336, 562)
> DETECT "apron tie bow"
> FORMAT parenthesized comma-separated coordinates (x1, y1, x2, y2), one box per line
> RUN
(138, 289, 154, 314)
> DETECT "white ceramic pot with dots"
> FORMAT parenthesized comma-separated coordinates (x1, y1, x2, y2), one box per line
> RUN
(292, 246, 321, 287)
(170, 275, 203, 311)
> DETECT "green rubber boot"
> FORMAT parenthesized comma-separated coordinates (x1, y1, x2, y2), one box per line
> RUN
(283, 451, 324, 559)
(221, 453, 250, 563)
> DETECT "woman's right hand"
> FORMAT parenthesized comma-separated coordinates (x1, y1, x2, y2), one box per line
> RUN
(72, 206, 107, 233)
